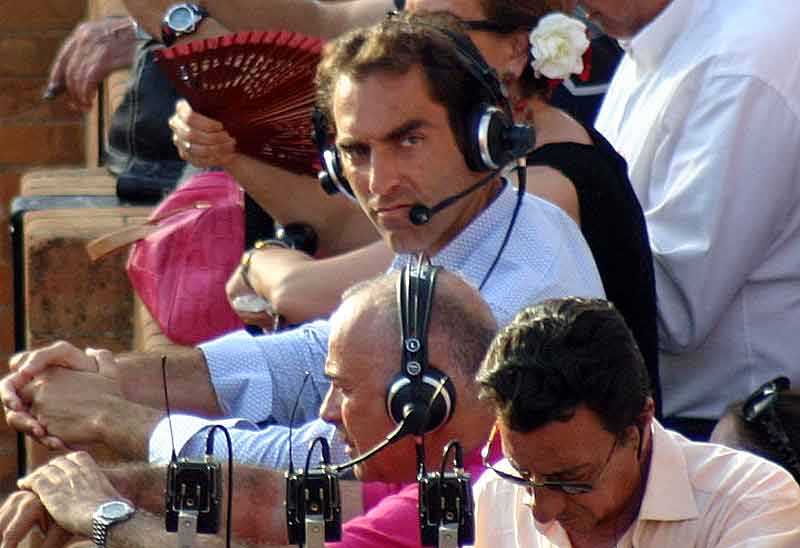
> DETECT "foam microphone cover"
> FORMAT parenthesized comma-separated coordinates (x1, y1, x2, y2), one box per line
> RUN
(409, 205, 432, 226)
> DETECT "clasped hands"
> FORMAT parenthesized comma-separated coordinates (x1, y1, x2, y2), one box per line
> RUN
(0, 341, 122, 451)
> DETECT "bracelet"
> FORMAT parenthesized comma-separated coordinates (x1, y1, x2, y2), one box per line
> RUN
(240, 239, 291, 288)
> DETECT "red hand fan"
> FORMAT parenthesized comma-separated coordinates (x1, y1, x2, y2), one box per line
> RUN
(154, 30, 324, 176)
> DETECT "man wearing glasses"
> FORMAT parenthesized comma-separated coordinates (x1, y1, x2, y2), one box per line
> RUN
(473, 297, 800, 548)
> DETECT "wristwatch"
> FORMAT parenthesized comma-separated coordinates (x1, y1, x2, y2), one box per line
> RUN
(160, 3, 209, 47)
(91, 500, 135, 548)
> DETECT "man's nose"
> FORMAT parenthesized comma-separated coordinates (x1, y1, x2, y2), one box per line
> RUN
(529, 486, 568, 525)
(319, 385, 342, 424)
(368, 148, 401, 196)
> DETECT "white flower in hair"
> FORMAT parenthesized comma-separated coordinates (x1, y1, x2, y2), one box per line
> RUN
(529, 13, 590, 80)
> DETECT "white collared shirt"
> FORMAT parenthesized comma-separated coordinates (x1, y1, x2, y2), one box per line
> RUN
(596, 0, 800, 419)
(470, 421, 800, 547)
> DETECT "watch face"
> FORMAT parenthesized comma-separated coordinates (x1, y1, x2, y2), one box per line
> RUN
(101, 501, 133, 520)
(169, 6, 194, 31)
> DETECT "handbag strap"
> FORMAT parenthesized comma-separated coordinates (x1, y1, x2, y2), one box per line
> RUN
(86, 202, 211, 261)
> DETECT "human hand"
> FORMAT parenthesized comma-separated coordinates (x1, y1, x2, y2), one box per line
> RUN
(45, 18, 137, 111)
(0, 490, 72, 548)
(169, 99, 237, 168)
(18, 452, 127, 537)
(226, 264, 277, 329)
(2, 342, 101, 444)
(22, 367, 123, 451)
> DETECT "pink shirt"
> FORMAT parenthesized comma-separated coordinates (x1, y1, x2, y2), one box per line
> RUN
(328, 442, 499, 548)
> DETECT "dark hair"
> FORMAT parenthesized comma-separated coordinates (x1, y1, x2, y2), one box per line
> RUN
(477, 297, 651, 438)
(469, 0, 571, 98)
(315, 10, 500, 162)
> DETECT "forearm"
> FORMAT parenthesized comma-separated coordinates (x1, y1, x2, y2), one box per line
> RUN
(96, 399, 165, 460)
(105, 463, 168, 514)
(250, 241, 392, 324)
(125, 0, 390, 42)
(114, 349, 223, 417)
(108, 510, 258, 548)
(106, 461, 288, 544)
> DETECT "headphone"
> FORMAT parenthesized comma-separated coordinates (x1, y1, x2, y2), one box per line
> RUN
(385, 256, 456, 436)
(311, 14, 536, 198)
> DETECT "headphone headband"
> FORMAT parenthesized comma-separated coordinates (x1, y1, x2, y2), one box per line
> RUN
(398, 256, 438, 379)
(386, 255, 456, 435)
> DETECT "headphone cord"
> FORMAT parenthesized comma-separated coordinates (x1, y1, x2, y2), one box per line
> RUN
(478, 160, 527, 291)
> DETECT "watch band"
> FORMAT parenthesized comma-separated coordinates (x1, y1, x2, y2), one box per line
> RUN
(91, 518, 110, 548)
(91, 501, 135, 548)
(160, 3, 209, 47)
(240, 239, 291, 289)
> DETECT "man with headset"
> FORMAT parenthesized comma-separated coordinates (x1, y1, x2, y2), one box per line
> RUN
(1, 12, 602, 469)
(0, 264, 500, 548)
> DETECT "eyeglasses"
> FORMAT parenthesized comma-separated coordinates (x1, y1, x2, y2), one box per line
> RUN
(481, 424, 618, 495)
(742, 376, 800, 478)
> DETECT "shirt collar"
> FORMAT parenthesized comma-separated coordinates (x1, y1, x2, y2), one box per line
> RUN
(636, 420, 699, 521)
(529, 420, 700, 545)
(390, 181, 517, 285)
(627, 0, 695, 72)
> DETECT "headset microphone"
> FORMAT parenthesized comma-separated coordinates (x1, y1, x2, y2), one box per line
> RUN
(409, 168, 502, 226)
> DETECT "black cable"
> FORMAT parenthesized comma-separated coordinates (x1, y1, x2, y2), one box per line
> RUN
(416, 437, 427, 479)
(288, 371, 312, 475)
(161, 355, 178, 464)
(438, 440, 463, 512)
(478, 160, 527, 291)
(206, 425, 234, 548)
(305, 436, 333, 474)
(439, 440, 463, 478)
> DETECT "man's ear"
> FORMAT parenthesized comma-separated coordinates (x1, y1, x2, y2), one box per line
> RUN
(623, 397, 656, 448)
(637, 397, 656, 430)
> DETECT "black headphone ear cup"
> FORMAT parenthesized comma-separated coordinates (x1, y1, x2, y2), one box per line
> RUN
(385, 369, 456, 435)
(311, 106, 356, 199)
(464, 103, 513, 171)
(318, 146, 356, 199)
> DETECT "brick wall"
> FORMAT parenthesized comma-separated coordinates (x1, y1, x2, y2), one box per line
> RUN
(0, 0, 88, 490)
(0, 1, 89, 365)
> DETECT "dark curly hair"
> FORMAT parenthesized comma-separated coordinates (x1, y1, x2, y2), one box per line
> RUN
(477, 297, 651, 438)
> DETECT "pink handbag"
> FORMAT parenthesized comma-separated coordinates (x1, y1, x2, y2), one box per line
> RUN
(89, 170, 245, 345)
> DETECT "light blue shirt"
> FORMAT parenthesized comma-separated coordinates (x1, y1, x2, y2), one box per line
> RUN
(149, 185, 604, 465)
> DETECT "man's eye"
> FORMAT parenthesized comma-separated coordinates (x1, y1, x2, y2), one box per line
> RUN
(401, 135, 423, 146)
(340, 145, 369, 162)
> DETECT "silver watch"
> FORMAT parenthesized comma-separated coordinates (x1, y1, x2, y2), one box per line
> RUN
(91, 500, 135, 548)
(160, 3, 209, 46)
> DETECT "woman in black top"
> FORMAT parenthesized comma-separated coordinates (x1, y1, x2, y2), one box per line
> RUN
(440, 0, 661, 413)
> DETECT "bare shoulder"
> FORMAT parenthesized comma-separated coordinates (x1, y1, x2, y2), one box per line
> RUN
(519, 164, 580, 224)
(532, 106, 593, 148)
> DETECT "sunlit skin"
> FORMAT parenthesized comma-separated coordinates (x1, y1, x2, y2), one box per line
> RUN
(332, 67, 502, 256)
(318, 275, 495, 483)
(319, 300, 419, 482)
(498, 404, 654, 545)
(576, 0, 672, 38)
